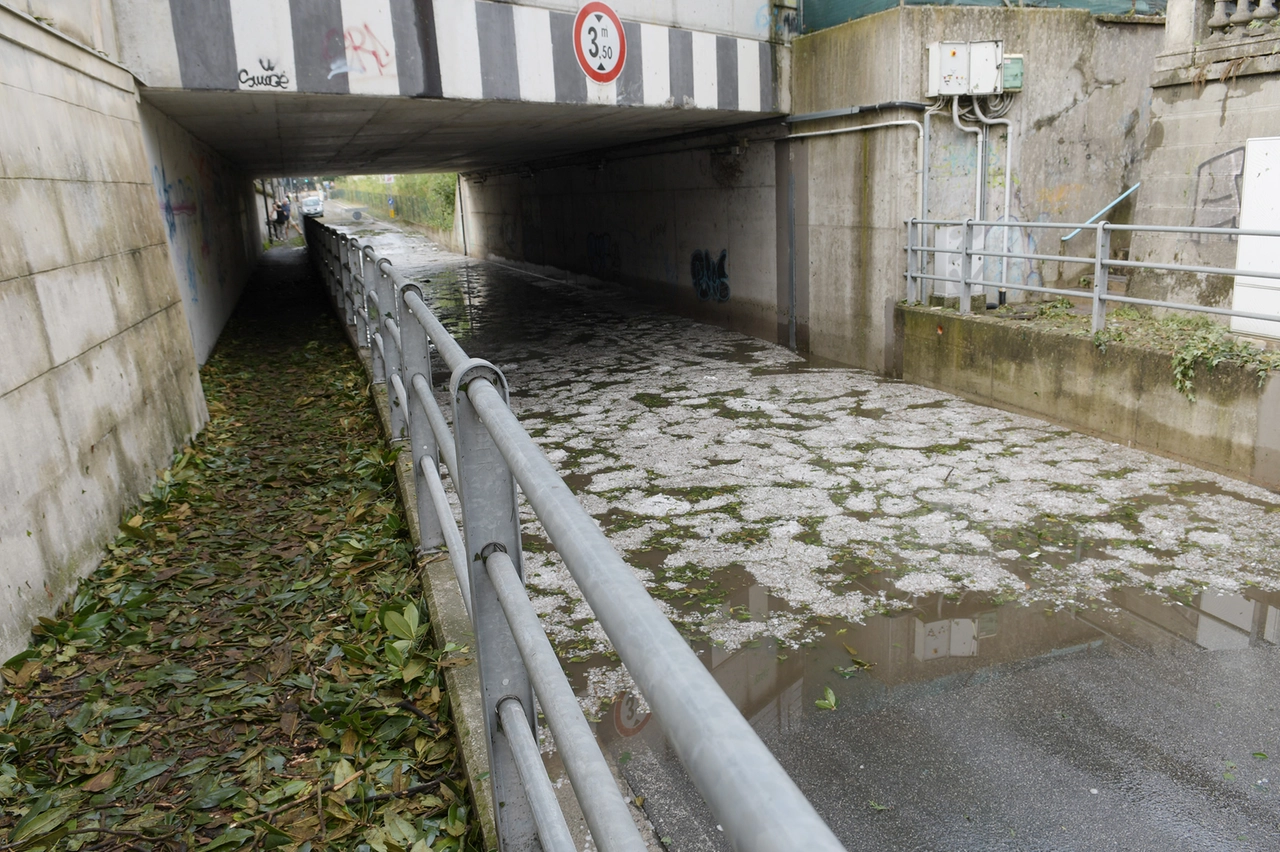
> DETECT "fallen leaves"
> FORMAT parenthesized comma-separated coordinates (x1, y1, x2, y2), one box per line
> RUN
(0, 263, 478, 851)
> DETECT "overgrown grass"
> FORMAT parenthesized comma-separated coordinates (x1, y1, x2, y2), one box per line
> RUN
(993, 301, 1280, 400)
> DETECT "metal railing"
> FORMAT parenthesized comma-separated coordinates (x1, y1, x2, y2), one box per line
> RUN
(904, 217, 1280, 334)
(303, 217, 847, 852)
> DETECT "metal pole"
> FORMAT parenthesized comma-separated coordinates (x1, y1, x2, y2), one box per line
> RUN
(451, 359, 537, 851)
(906, 219, 919, 304)
(1093, 222, 1111, 334)
(400, 283, 444, 548)
(496, 698, 576, 852)
(485, 549, 649, 852)
(383, 317, 407, 441)
(960, 218, 973, 314)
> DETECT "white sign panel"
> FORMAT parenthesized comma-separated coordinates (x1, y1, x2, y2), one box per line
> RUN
(1232, 137, 1280, 339)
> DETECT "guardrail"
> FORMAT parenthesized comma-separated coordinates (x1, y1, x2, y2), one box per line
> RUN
(303, 217, 847, 852)
(904, 217, 1280, 335)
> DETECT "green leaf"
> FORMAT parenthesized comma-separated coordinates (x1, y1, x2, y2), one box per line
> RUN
(815, 686, 838, 711)
(192, 786, 241, 809)
(200, 827, 255, 851)
(1253, 752, 1268, 760)
(9, 803, 73, 843)
(384, 610, 415, 641)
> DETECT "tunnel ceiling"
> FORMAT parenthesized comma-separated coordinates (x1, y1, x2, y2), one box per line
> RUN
(142, 89, 779, 177)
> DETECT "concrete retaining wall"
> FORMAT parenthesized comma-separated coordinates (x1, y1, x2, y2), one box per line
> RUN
(898, 306, 1280, 490)
(788, 8, 1164, 372)
(0, 7, 209, 662)
(459, 136, 783, 344)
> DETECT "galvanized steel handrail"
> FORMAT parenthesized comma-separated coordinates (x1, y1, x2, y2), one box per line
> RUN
(304, 216, 848, 852)
(1061, 182, 1141, 241)
(904, 217, 1280, 334)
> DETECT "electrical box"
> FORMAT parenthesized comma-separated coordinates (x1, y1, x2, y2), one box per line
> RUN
(927, 40, 1005, 97)
(968, 41, 1003, 95)
(1003, 54, 1024, 92)
(927, 42, 969, 97)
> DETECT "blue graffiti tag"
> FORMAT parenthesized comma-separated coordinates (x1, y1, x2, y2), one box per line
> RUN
(691, 249, 729, 302)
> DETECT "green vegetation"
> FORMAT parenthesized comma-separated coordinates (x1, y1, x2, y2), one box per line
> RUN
(334, 174, 457, 232)
(994, 301, 1280, 401)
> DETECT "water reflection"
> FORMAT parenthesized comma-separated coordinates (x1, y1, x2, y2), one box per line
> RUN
(598, 584, 1280, 751)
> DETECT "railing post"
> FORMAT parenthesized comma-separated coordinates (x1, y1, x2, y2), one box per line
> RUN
(960, 218, 973, 314)
(1093, 221, 1110, 334)
(451, 359, 538, 851)
(399, 284, 445, 549)
(906, 219, 919, 304)
(338, 237, 351, 325)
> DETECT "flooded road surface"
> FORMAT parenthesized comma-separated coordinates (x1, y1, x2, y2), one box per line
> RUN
(338, 217, 1280, 850)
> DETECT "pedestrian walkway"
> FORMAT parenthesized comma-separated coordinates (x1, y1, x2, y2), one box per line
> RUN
(0, 248, 478, 851)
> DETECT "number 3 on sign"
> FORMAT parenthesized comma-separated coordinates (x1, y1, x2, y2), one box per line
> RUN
(573, 2, 627, 84)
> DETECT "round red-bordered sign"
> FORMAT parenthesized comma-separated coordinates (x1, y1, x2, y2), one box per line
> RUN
(612, 690, 650, 738)
(573, 2, 627, 84)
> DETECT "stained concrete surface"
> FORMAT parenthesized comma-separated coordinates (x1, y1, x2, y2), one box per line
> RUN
(332, 212, 1280, 850)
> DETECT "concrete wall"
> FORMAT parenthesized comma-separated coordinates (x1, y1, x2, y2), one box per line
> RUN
(140, 102, 260, 363)
(0, 6, 208, 662)
(1126, 0, 1280, 311)
(458, 134, 782, 343)
(899, 306, 1280, 489)
(10, 0, 118, 58)
(788, 8, 1164, 372)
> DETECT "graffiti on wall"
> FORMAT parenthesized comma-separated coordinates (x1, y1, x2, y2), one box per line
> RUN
(239, 57, 290, 89)
(587, 232, 621, 277)
(1191, 146, 1245, 241)
(691, 249, 730, 302)
(324, 24, 395, 79)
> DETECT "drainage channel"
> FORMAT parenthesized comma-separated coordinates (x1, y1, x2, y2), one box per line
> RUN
(336, 212, 1280, 851)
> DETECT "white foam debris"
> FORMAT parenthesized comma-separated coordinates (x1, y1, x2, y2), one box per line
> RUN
(373, 228, 1280, 714)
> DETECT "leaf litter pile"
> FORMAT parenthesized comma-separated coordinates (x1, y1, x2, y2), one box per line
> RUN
(0, 248, 481, 852)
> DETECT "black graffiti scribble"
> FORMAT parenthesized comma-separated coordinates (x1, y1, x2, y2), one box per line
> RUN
(691, 249, 729, 302)
(239, 64, 290, 89)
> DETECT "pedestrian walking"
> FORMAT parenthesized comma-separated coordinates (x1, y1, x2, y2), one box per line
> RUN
(283, 196, 302, 239)
(272, 202, 287, 241)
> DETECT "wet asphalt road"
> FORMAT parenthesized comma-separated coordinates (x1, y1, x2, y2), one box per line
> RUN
(329, 212, 1280, 851)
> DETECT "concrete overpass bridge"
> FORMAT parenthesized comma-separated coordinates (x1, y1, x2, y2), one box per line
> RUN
(121, 0, 779, 174)
(0, 0, 792, 680)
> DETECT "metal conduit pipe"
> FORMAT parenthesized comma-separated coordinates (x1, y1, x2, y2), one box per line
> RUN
(410, 373, 459, 477)
(418, 455, 472, 619)
(971, 97, 1014, 297)
(495, 697, 577, 852)
(463, 377, 846, 852)
(952, 96, 983, 224)
(485, 550, 649, 852)
(787, 119, 925, 222)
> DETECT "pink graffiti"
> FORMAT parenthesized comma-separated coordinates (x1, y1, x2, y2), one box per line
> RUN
(323, 24, 394, 79)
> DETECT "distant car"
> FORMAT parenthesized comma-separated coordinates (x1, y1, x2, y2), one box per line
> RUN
(300, 194, 324, 217)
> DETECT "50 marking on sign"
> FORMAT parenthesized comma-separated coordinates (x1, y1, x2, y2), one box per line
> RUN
(573, 2, 627, 84)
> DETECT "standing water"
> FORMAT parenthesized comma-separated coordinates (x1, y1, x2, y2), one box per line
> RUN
(343, 218, 1280, 851)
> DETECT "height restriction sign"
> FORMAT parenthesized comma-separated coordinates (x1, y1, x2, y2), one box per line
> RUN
(573, 2, 626, 84)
